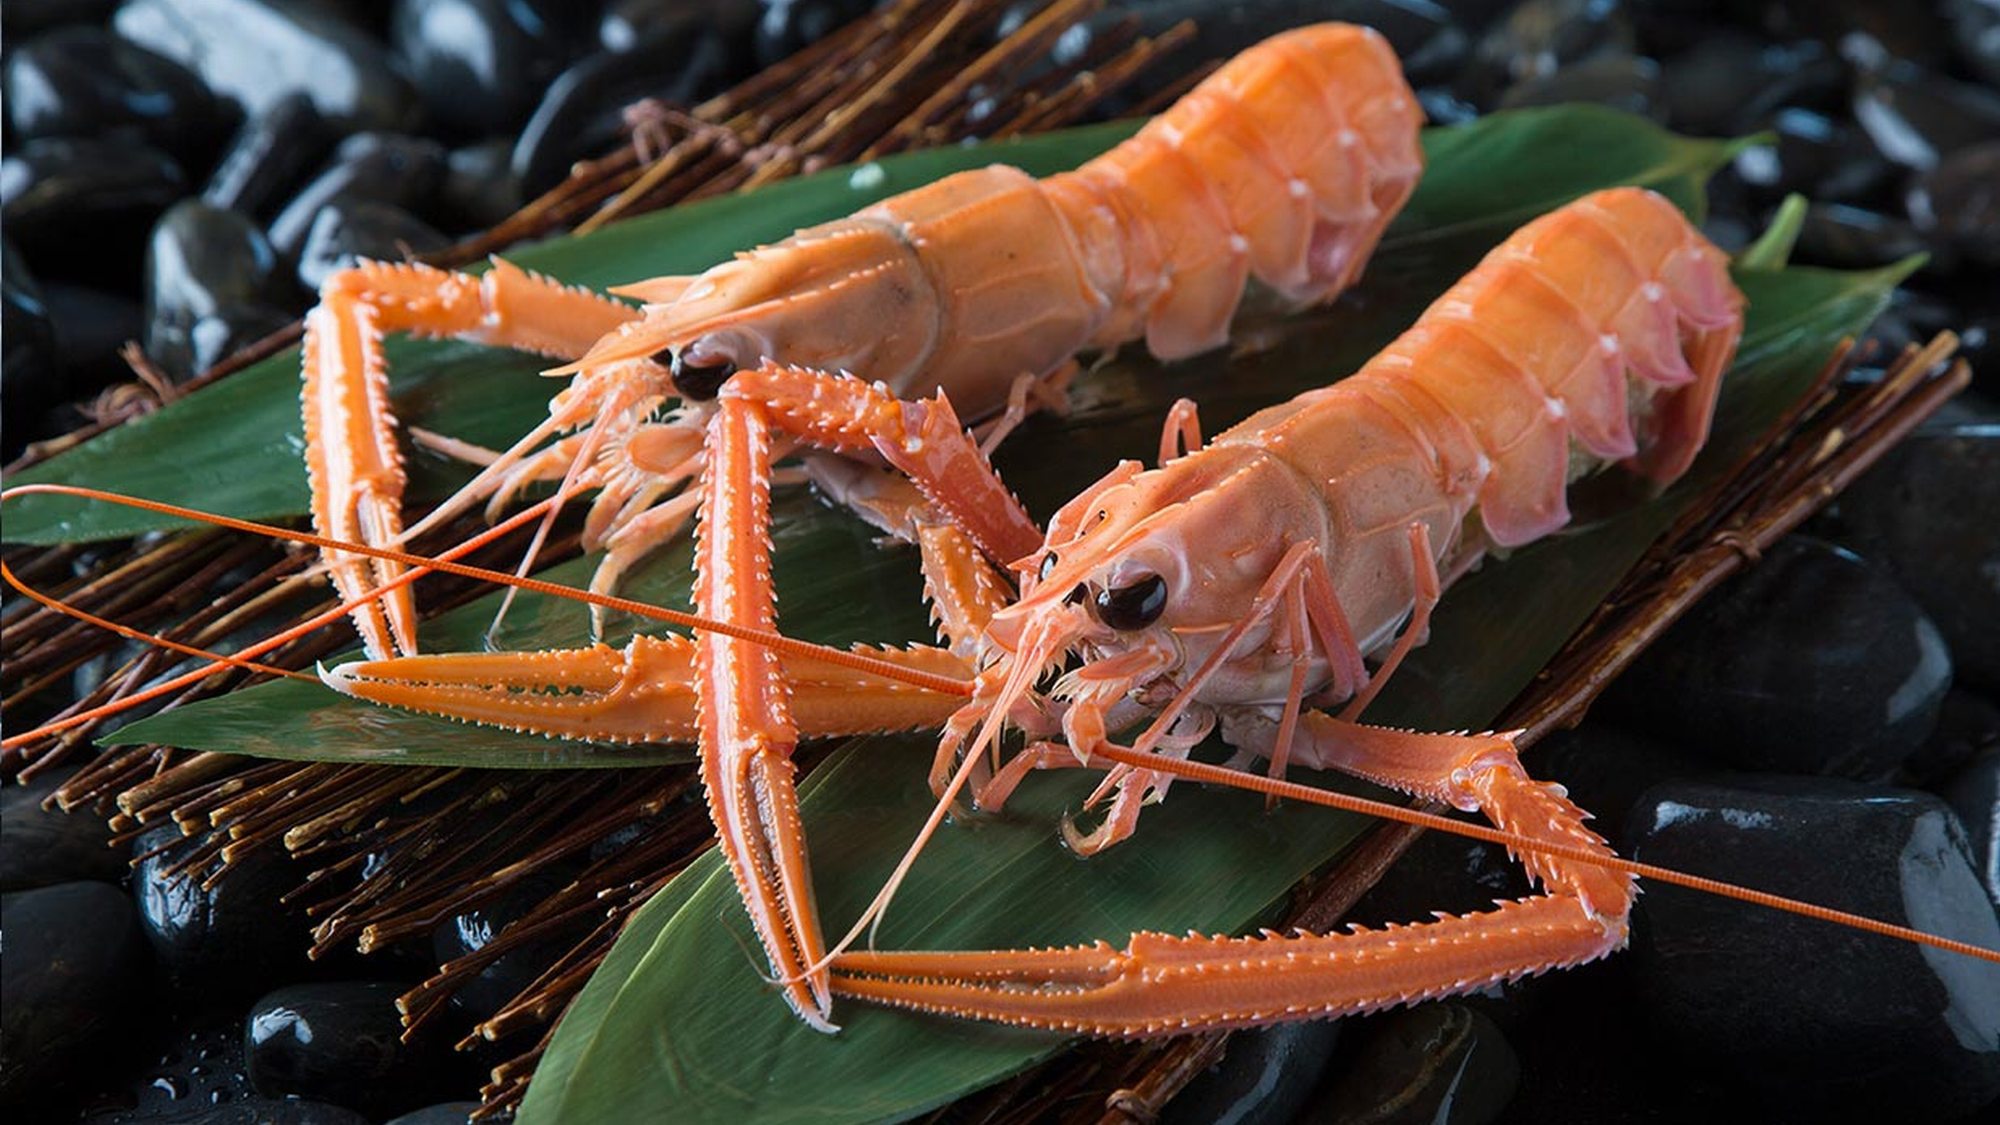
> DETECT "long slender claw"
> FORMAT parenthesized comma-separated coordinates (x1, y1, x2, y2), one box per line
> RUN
(319, 635, 969, 743)
(303, 295, 416, 659)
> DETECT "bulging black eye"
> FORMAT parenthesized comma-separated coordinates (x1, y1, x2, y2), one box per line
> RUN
(1094, 573, 1167, 630)
(665, 350, 735, 400)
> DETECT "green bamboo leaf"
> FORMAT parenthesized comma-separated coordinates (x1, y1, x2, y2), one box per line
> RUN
(97, 106, 1741, 766)
(518, 257, 1915, 1124)
(8, 107, 1730, 547)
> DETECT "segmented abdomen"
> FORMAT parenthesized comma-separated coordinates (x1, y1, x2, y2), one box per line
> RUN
(1042, 22, 1424, 360)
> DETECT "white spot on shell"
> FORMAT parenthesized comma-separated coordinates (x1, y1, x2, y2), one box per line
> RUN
(1546, 398, 1567, 419)
(1288, 178, 1310, 199)
(848, 162, 886, 191)
(1229, 234, 1250, 254)
(1474, 453, 1492, 479)
(1599, 334, 1619, 354)
(1339, 129, 1359, 147)
(1643, 282, 1665, 302)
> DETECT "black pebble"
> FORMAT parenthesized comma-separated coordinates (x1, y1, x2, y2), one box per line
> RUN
(144, 200, 294, 381)
(114, 0, 420, 135)
(0, 881, 151, 1105)
(244, 980, 463, 1118)
(383, 1103, 481, 1125)
(202, 93, 337, 221)
(267, 132, 448, 261)
(0, 772, 124, 891)
(755, 0, 876, 68)
(1626, 776, 2000, 1121)
(1601, 536, 1952, 782)
(391, 0, 580, 139)
(1943, 749, 2000, 911)
(295, 199, 450, 292)
(1, 137, 187, 286)
(2, 239, 59, 459)
(431, 865, 588, 1020)
(1497, 53, 1662, 120)
(1305, 1002, 1520, 1124)
(132, 825, 314, 997)
(1162, 1020, 1342, 1125)
(4, 26, 229, 168)
(440, 138, 524, 233)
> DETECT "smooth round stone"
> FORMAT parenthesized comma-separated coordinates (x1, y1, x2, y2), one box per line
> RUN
(1626, 777, 2000, 1120)
(1851, 58, 2000, 173)
(0, 137, 186, 281)
(1468, 0, 1635, 95)
(43, 281, 147, 396)
(1162, 1020, 1342, 1125)
(1907, 688, 2000, 789)
(144, 200, 292, 381)
(1416, 86, 1480, 126)
(440, 138, 521, 232)
(1796, 203, 1933, 269)
(1810, 425, 2000, 694)
(1908, 140, 2000, 270)
(85, 1097, 376, 1124)
(0, 773, 123, 892)
(1730, 108, 1896, 207)
(1659, 34, 1842, 136)
(114, 0, 419, 134)
(1533, 721, 1710, 845)
(511, 36, 748, 196)
(606, 0, 757, 54)
(1305, 1003, 1519, 1125)
(0, 881, 150, 1104)
(1947, 0, 2000, 86)
(132, 825, 313, 995)
(1497, 52, 1661, 119)
(245, 981, 460, 1117)
(295, 199, 449, 291)
(4, 27, 227, 165)
(1943, 749, 2000, 910)
(84, 1019, 260, 1123)
(2, 240, 58, 458)
(1603, 537, 1952, 781)
(754, 0, 874, 67)
(383, 1104, 480, 1125)
(267, 132, 448, 260)
(432, 866, 586, 1020)
(391, 0, 577, 138)
(202, 93, 336, 220)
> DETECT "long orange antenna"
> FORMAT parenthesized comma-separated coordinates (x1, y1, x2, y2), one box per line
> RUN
(0, 485, 971, 750)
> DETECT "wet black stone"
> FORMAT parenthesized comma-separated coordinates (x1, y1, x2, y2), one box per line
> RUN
(294, 199, 450, 291)
(0, 881, 151, 1104)
(4, 27, 229, 167)
(1908, 140, 2000, 271)
(2, 0, 119, 37)
(1943, 749, 2000, 911)
(1810, 424, 2000, 694)
(1497, 52, 1661, 119)
(1626, 777, 2000, 1120)
(267, 132, 448, 260)
(2, 240, 59, 458)
(606, 0, 758, 55)
(1730, 108, 1897, 208)
(383, 1104, 480, 1125)
(86, 1097, 375, 1125)
(0, 773, 124, 892)
(439, 138, 522, 233)
(144, 201, 294, 381)
(1658, 34, 1843, 136)
(132, 825, 313, 996)
(1416, 86, 1480, 126)
(431, 866, 588, 1020)
(1306, 1003, 1520, 1125)
(202, 94, 338, 220)
(1908, 689, 2000, 790)
(755, 0, 875, 67)
(43, 281, 148, 398)
(0, 138, 187, 285)
(1795, 202, 1934, 269)
(78, 1019, 260, 1124)
(1534, 721, 1711, 845)
(1161, 1020, 1342, 1125)
(1947, 0, 2000, 86)
(1850, 56, 2000, 172)
(511, 36, 749, 196)
(1602, 537, 1952, 782)
(391, 0, 579, 138)
(244, 981, 462, 1117)
(1466, 0, 1635, 101)
(114, 0, 420, 134)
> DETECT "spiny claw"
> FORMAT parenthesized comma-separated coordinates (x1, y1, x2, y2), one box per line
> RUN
(321, 635, 971, 744)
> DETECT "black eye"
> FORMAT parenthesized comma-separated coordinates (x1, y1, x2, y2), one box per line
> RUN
(666, 350, 735, 400)
(1038, 553, 1057, 582)
(1094, 574, 1167, 630)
